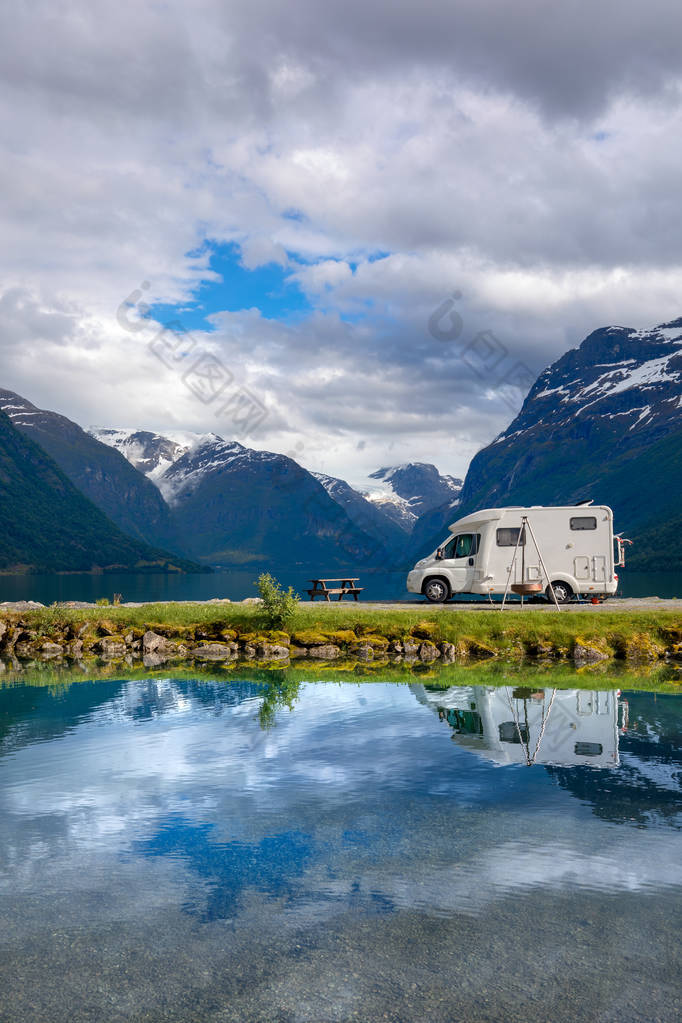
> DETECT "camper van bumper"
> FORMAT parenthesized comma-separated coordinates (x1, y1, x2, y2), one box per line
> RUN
(406, 570, 422, 594)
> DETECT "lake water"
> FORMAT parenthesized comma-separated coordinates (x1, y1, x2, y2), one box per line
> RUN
(0, 568, 679, 604)
(1, 675, 680, 1022)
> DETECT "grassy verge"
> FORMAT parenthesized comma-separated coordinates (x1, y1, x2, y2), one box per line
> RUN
(5, 602, 682, 657)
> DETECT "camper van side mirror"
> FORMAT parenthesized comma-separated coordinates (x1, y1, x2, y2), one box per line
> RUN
(436, 548, 444, 560)
(468, 557, 474, 566)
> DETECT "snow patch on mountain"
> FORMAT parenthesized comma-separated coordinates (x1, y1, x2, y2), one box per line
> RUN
(355, 463, 463, 531)
(90, 426, 285, 505)
(89, 427, 222, 489)
(500, 320, 682, 442)
(158, 436, 250, 504)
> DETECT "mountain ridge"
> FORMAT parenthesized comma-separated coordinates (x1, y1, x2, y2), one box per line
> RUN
(412, 318, 682, 567)
(0, 409, 200, 574)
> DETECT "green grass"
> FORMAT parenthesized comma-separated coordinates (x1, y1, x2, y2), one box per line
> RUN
(3, 603, 682, 688)
(11, 601, 682, 649)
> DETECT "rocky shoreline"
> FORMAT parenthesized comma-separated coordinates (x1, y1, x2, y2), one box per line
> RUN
(1, 600, 682, 673)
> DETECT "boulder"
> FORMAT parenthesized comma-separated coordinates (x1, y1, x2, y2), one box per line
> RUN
(440, 641, 456, 662)
(142, 630, 181, 655)
(419, 642, 441, 663)
(39, 641, 63, 658)
(349, 643, 374, 661)
(94, 636, 127, 657)
(256, 643, 289, 660)
(308, 644, 341, 660)
(190, 643, 237, 661)
(573, 642, 609, 665)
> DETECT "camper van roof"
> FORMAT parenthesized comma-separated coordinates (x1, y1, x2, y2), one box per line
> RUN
(447, 504, 610, 531)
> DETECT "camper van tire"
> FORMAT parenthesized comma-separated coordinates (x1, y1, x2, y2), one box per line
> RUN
(546, 581, 572, 604)
(423, 578, 450, 603)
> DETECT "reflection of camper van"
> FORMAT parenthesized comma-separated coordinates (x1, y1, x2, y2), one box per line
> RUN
(412, 684, 627, 768)
(407, 504, 627, 603)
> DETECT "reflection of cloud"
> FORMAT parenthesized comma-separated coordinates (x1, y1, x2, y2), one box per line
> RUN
(1, 679, 681, 930)
(343, 834, 682, 918)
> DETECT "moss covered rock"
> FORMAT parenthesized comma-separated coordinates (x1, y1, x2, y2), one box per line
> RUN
(292, 629, 331, 647)
(410, 621, 440, 641)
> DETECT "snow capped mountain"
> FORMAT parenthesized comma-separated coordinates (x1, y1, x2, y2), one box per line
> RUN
(412, 318, 682, 564)
(159, 437, 280, 505)
(0, 390, 178, 549)
(91, 427, 389, 567)
(312, 471, 406, 550)
(494, 319, 682, 448)
(361, 463, 463, 531)
(91, 427, 290, 505)
(89, 428, 224, 495)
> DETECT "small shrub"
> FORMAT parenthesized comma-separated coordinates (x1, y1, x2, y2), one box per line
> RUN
(95, 598, 110, 606)
(256, 573, 299, 629)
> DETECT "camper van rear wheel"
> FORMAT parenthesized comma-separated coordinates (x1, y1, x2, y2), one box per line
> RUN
(546, 581, 572, 604)
(423, 577, 450, 603)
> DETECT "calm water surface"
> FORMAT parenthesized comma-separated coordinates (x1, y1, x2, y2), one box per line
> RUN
(0, 677, 680, 1022)
(0, 569, 679, 603)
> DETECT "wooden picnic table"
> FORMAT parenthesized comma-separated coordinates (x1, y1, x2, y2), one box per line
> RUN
(306, 577, 364, 602)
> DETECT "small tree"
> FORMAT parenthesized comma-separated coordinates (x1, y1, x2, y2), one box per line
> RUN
(256, 573, 299, 629)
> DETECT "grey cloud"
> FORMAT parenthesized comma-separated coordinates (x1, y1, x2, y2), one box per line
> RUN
(1, 1, 681, 482)
(220, 0, 682, 120)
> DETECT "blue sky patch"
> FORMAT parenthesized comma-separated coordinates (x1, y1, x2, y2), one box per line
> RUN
(148, 241, 313, 332)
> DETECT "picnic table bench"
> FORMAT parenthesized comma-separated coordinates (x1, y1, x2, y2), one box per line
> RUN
(306, 577, 364, 601)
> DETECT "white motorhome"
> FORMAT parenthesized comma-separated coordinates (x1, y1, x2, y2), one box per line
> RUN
(407, 503, 627, 603)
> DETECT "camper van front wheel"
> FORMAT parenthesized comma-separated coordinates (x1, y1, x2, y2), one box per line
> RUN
(423, 578, 450, 603)
(546, 581, 572, 604)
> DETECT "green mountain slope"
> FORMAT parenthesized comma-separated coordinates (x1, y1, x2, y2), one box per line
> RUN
(411, 320, 682, 570)
(0, 390, 178, 549)
(0, 410, 202, 573)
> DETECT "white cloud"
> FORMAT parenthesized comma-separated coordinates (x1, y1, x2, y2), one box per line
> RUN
(1, 1, 681, 483)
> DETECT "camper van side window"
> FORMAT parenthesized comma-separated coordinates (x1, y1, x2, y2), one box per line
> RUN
(454, 533, 476, 558)
(570, 516, 597, 530)
(496, 527, 526, 547)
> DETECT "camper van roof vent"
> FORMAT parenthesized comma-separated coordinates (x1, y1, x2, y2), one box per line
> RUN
(575, 499, 594, 506)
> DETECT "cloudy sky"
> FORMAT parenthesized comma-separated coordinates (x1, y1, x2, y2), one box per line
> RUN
(1, 0, 681, 485)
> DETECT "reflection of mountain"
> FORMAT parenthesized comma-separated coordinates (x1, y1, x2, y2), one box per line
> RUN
(0, 680, 126, 757)
(414, 684, 682, 827)
(0, 678, 264, 758)
(412, 684, 624, 768)
(546, 692, 682, 828)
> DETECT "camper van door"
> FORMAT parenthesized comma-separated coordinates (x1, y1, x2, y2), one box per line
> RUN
(440, 531, 479, 594)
